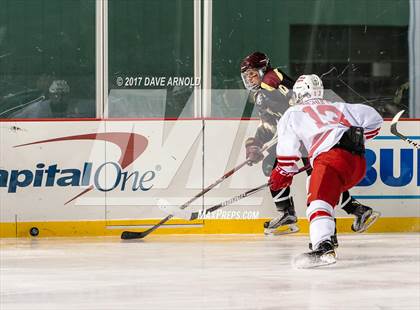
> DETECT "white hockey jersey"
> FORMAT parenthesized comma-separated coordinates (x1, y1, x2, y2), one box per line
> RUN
(276, 99, 383, 172)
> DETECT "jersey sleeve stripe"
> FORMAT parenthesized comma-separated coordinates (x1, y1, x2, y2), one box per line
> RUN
(277, 156, 299, 160)
(277, 160, 297, 164)
(273, 69, 284, 82)
(260, 82, 275, 91)
(365, 132, 379, 140)
(364, 128, 380, 135)
(276, 162, 296, 167)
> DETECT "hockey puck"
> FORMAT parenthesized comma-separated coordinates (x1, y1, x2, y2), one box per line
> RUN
(29, 227, 39, 237)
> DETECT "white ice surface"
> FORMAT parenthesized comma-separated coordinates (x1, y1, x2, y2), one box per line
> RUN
(1, 234, 419, 310)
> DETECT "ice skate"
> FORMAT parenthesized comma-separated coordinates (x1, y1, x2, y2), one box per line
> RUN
(350, 200, 381, 233)
(293, 240, 337, 269)
(264, 211, 299, 236)
(309, 234, 338, 250)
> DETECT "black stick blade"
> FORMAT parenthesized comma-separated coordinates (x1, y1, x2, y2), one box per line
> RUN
(121, 231, 147, 239)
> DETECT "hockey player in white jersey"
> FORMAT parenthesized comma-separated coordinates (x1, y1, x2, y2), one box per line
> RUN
(268, 74, 383, 268)
(240, 52, 380, 236)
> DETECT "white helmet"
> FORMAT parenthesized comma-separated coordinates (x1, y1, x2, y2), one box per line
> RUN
(292, 74, 323, 104)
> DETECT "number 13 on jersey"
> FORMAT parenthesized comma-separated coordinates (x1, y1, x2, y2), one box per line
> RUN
(302, 105, 352, 128)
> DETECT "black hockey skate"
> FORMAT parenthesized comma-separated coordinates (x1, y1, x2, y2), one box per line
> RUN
(293, 240, 337, 269)
(264, 211, 299, 236)
(350, 200, 381, 233)
(309, 234, 338, 250)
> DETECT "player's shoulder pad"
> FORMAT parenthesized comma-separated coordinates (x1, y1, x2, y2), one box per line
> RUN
(282, 105, 302, 118)
(261, 69, 283, 90)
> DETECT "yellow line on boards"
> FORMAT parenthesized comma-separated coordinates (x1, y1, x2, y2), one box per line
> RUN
(0, 217, 419, 238)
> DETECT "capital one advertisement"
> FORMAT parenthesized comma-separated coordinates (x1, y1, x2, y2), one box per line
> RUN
(0, 117, 419, 236)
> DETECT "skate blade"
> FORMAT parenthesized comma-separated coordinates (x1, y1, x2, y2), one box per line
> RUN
(293, 252, 336, 269)
(356, 211, 381, 233)
(264, 224, 299, 236)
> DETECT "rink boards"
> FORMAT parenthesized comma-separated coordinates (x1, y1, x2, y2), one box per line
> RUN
(0, 119, 419, 237)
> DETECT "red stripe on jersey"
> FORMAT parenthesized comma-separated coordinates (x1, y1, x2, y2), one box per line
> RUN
(277, 156, 299, 161)
(277, 162, 295, 167)
(366, 132, 379, 139)
(309, 210, 332, 222)
(309, 129, 333, 158)
(277, 159, 297, 164)
(365, 128, 380, 135)
(310, 133, 323, 149)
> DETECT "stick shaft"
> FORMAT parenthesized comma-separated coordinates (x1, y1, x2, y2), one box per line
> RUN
(121, 137, 278, 239)
(179, 137, 277, 211)
(190, 164, 311, 220)
(190, 183, 269, 220)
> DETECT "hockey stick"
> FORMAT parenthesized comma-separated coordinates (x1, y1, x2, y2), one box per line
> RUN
(121, 137, 278, 240)
(159, 164, 311, 221)
(390, 110, 419, 149)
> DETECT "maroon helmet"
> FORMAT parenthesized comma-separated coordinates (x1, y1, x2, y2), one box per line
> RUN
(240, 52, 270, 73)
(240, 52, 270, 91)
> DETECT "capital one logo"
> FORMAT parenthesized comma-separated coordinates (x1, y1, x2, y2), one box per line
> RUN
(0, 132, 156, 204)
(2, 122, 418, 206)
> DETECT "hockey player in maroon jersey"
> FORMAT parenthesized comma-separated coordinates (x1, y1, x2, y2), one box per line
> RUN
(268, 74, 383, 267)
(240, 52, 380, 236)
